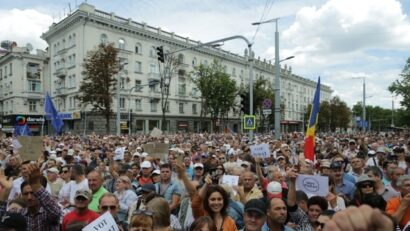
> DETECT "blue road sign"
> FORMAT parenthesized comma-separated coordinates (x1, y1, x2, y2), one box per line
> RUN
(244, 115, 256, 130)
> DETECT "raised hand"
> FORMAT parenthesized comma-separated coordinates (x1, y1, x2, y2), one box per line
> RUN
(27, 163, 42, 186)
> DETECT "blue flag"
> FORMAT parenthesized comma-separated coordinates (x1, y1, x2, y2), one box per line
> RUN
(13, 124, 32, 136)
(45, 92, 64, 133)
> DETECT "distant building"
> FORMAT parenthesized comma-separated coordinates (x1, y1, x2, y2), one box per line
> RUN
(1, 3, 332, 135)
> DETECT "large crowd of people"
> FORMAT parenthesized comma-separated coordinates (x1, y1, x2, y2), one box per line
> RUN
(0, 131, 408, 231)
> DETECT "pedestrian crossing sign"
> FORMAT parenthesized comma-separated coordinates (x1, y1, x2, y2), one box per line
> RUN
(243, 115, 256, 130)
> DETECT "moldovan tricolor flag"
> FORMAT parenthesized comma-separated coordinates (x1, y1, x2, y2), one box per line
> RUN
(304, 77, 321, 161)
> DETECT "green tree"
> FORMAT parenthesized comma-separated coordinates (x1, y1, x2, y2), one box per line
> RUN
(389, 58, 410, 109)
(191, 60, 238, 131)
(78, 43, 118, 133)
(317, 97, 350, 132)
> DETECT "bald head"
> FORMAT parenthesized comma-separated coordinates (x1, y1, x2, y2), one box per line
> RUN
(241, 171, 256, 191)
(87, 170, 104, 193)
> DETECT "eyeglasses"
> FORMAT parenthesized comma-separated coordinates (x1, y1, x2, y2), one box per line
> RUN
(360, 183, 374, 188)
(314, 221, 325, 229)
(133, 209, 154, 217)
(62, 170, 69, 174)
(101, 205, 117, 211)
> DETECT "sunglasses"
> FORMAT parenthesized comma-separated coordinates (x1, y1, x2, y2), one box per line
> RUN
(314, 221, 325, 229)
(62, 170, 69, 174)
(75, 196, 88, 201)
(133, 209, 154, 217)
(101, 205, 117, 211)
(360, 183, 373, 188)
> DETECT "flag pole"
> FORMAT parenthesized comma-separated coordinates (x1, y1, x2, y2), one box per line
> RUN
(41, 92, 47, 136)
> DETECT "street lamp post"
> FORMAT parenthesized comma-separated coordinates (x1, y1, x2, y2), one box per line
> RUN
(252, 18, 294, 140)
(352, 77, 366, 131)
(116, 61, 128, 136)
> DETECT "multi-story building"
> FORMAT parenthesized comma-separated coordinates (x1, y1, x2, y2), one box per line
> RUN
(0, 45, 50, 135)
(32, 3, 331, 134)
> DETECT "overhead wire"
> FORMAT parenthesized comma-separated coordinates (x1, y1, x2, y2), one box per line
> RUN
(251, 0, 276, 43)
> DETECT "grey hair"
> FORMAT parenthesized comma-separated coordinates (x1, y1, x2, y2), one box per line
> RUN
(397, 175, 410, 187)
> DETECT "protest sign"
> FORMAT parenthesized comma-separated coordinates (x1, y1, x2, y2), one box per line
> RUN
(142, 143, 169, 159)
(296, 174, 328, 197)
(82, 211, 119, 231)
(150, 127, 163, 138)
(222, 175, 239, 186)
(113, 147, 125, 161)
(17, 136, 43, 161)
(250, 143, 270, 158)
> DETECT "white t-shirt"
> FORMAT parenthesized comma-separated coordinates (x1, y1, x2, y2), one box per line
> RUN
(68, 179, 89, 204)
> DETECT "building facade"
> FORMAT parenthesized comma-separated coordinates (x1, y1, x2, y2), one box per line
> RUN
(1, 3, 332, 135)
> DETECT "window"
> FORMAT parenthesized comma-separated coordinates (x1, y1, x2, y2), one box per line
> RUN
(100, 34, 108, 45)
(149, 63, 157, 73)
(177, 54, 184, 64)
(150, 101, 158, 112)
(27, 63, 40, 79)
(203, 60, 208, 66)
(134, 61, 142, 73)
(68, 35, 72, 46)
(192, 104, 197, 114)
(179, 103, 184, 114)
(118, 38, 125, 50)
(71, 54, 76, 66)
(29, 100, 36, 112)
(0, 69, 2, 79)
(178, 77, 186, 95)
(62, 39, 65, 49)
(9, 63, 12, 75)
(120, 97, 125, 108)
(28, 80, 41, 92)
(120, 78, 125, 89)
(68, 75, 76, 88)
(135, 99, 142, 111)
(149, 47, 156, 57)
(5, 66, 7, 77)
(135, 80, 142, 91)
(232, 68, 236, 77)
(135, 43, 142, 54)
(69, 97, 76, 108)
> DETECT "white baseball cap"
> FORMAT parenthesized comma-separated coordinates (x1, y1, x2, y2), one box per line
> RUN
(193, 163, 204, 169)
(141, 161, 152, 168)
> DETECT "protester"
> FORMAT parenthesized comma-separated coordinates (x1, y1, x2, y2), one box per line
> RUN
(62, 189, 99, 231)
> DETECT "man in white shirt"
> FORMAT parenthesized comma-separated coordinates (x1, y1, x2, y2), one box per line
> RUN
(8, 160, 31, 200)
(68, 164, 89, 205)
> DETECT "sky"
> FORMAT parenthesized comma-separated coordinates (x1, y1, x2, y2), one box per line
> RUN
(1, 0, 409, 110)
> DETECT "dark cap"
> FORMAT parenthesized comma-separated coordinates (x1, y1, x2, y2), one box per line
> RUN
(141, 183, 156, 193)
(244, 199, 267, 215)
(330, 161, 343, 169)
(0, 212, 27, 230)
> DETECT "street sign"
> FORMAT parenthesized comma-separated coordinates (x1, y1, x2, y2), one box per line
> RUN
(262, 99, 272, 109)
(243, 115, 256, 130)
(263, 109, 272, 115)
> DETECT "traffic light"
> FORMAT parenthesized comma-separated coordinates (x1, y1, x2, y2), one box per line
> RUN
(240, 93, 250, 114)
(156, 46, 165, 63)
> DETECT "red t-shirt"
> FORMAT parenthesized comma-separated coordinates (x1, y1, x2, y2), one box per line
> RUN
(62, 209, 100, 231)
(138, 176, 153, 185)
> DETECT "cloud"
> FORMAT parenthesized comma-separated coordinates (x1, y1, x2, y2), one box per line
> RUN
(0, 8, 52, 50)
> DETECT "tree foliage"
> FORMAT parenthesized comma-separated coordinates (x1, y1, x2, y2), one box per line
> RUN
(191, 60, 238, 131)
(317, 96, 351, 132)
(389, 58, 410, 109)
(78, 43, 119, 133)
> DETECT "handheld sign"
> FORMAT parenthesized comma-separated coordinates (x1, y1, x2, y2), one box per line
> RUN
(250, 143, 270, 158)
(295, 174, 329, 197)
(222, 175, 239, 187)
(82, 211, 119, 231)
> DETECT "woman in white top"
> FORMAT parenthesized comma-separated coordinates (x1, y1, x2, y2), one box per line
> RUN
(114, 175, 138, 222)
(327, 178, 346, 212)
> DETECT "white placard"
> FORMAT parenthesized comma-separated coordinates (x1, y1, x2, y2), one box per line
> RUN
(221, 175, 239, 186)
(295, 174, 329, 197)
(82, 211, 119, 231)
(113, 147, 125, 161)
(250, 143, 270, 158)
